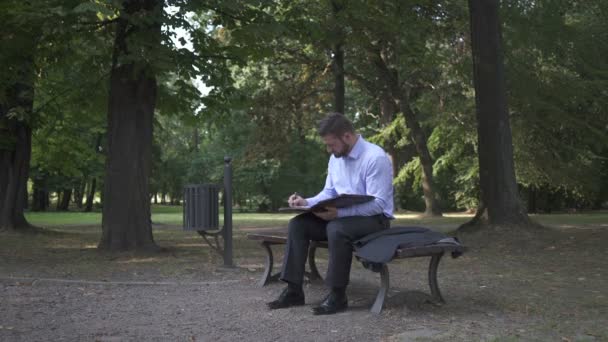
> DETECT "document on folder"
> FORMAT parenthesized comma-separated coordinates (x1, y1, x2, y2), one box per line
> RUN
(279, 194, 375, 213)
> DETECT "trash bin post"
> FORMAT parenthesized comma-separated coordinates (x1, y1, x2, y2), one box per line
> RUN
(223, 156, 234, 267)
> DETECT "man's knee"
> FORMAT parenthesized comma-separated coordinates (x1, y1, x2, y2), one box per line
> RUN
(287, 216, 309, 239)
(326, 220, 349, 242)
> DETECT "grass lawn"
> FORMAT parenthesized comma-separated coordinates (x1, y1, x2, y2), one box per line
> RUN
(24, 205, 608, 229)
(13, 205, 608, 282)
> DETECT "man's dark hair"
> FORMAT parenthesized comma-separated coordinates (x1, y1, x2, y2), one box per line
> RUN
(317, 112, 355, 137)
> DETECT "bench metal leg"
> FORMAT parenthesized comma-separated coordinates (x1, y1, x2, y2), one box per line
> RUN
(259, 242, 281, 287)
(306, 242, 323, 281)
(428, 253, 445, 304)
(258, 241, 323, 286)
(371, 264, 389, 314)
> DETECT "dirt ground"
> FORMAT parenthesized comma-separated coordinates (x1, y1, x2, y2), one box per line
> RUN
(1, 222, 607, 341)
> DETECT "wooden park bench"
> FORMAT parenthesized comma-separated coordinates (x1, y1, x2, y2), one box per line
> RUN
(247, 230, 465, 314)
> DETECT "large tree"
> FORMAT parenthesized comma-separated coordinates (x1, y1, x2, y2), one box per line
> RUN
(345, 0, 444, 216)
(0, 60, 35, 231)
(463, 0, 529, 227)
(99, 0, 163, 250)
(0, 2, 40, 231)
(98, 0, 251, 249)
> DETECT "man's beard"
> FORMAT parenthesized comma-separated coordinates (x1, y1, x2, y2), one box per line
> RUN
(333, 138, 351, 158)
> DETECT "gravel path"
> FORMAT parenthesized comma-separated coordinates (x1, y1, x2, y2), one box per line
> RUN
(0, 263, 553, 342)
(2, 226, 606, 341)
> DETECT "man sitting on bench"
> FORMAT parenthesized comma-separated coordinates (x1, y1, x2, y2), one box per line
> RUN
(267, 112, 394, 315)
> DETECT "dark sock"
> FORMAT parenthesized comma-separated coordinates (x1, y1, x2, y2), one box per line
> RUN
(287, 281, 303, 294)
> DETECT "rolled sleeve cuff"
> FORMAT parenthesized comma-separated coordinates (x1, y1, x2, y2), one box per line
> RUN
(305, 197, 320, 208)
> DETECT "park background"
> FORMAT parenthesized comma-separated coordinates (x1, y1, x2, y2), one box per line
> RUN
(1, 0, 607, 341)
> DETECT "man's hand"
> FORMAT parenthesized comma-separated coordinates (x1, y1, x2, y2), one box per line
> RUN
(313, 206, 337, 221)
(288, 193, 308, 207)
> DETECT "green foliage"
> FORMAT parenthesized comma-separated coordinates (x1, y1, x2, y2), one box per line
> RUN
(9, 0, 607, 215)
(502, 0, 608, 208)
(386, 0, 608, 211)
(22, 0, 112, 199)
(367, 114, 411, 150)
(71, 1, 117, 18)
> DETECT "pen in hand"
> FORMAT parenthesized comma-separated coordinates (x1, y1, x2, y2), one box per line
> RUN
(289, 192, 300, 207)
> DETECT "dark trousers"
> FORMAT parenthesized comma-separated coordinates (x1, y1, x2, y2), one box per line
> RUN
(280, 212, 389, 288)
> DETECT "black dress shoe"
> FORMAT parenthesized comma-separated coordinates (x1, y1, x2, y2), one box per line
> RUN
(312, 292, 348, 315)
(267, 287, 305, 310)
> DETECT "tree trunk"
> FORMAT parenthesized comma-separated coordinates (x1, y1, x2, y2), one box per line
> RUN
(0, 118, 33, 230)
(84, 178, 96, 212)
(99, 0, 161, 251)
(58, 189, 72, 211)
(367, 45, 442, 216)
(463, 0, 529, 227)
(379, 92, 399, 177)
(31, 176, 47, 212)
(331, 0, 345, 114)
(55, 192, 62, 211)
(458, 201, 488, 232)
(23, 186, 29, 210)
(527, 186, 537, 213)
(0, 60, 35, 231)
(192, 128, 199, 152)
(83, 133, 102, 212)
(333, 43, 345, 114)
(400, 102, 442, 217)
(74, 181, 85, 209)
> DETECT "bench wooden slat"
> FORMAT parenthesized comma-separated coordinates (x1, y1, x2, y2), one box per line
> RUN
(247, 234, 287, 244)
(248, 233, 330, 248)
(396, 244, 465, 258)
(248, 233, 464, 258)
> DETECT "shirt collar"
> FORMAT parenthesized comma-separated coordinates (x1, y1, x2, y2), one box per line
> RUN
(347, 135, 365, 159)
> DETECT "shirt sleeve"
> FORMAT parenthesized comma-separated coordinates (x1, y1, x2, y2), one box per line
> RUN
(305, 160, 338, 207)
(336, 154, 393, 218)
